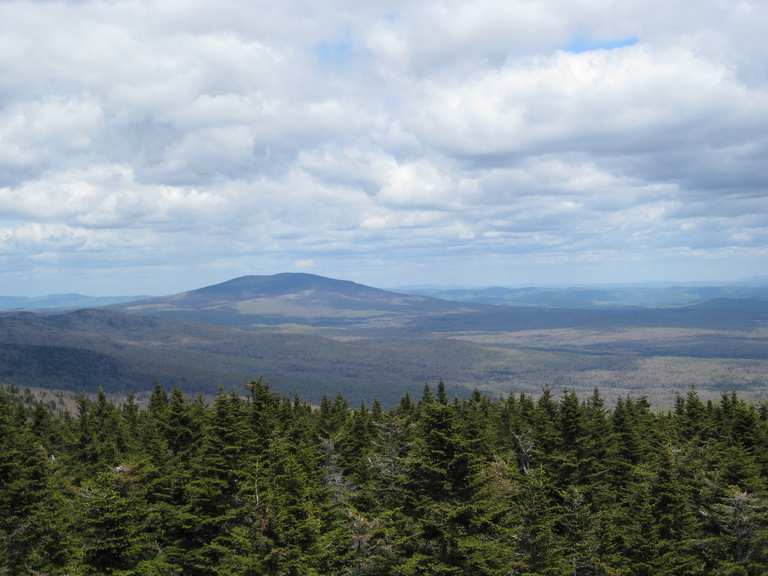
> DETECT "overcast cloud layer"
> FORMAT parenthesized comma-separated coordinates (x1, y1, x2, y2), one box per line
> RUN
(1, 0, 767, 294)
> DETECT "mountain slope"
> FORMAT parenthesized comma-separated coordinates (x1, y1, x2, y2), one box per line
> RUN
(115, 273, 768, 332)
(0, 308, 510, 403)
(2, 275, 767, 404)
(118, 273, 472, 327)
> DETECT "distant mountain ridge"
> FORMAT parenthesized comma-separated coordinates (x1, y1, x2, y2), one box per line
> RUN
(114, 273, 768, 332)
(0, 293, 146, 311)
(7, 275, 767, 314)
(406, 284, 768, 309)
(143, 273, 405, 302)
(2, 273, 768, 404)
(117, 273, 471, 328)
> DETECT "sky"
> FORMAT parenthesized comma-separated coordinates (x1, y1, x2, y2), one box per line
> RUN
(1, 0, 767, 295)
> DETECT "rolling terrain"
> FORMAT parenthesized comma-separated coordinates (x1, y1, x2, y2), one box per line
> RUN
(1, 273, 767, 404)
(407, 283, 768, 309)
(0, 308, 513, 404)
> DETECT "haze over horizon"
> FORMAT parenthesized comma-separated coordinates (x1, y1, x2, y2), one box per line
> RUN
(2, 270, 768, 301)
(2, 1, 767, 295)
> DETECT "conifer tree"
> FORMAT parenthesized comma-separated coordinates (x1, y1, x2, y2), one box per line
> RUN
(514, 466, 563, 574)
(3, 382, 768, 575)
(184, 390, 248, 574)
(578, 388, 613, 496)
(652, 447, 701, 574)
(80, 470, 153, 575)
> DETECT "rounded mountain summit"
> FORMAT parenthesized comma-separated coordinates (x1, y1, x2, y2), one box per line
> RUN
(116, 273, 468, 328)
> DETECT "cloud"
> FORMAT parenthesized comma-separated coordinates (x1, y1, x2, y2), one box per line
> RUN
(294, 259, 316, 270)
(0, 0, 767, 292)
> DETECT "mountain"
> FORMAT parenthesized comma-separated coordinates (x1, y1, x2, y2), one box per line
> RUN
(0, 293, 145, 311)
(1, 274, 768, 404)
(118, 273, 472, 328)
(114, 273, 768, 333)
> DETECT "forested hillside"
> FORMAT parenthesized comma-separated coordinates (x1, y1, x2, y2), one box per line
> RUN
(2, 382, 768, 575)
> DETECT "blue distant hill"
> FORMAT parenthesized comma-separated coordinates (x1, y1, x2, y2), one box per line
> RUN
(0, 293, 146, 311)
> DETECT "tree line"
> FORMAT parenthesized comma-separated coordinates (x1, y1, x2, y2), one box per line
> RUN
(1, 380, 768, 575)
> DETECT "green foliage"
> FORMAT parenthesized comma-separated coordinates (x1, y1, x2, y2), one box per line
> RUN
(2, 383, 768, 575)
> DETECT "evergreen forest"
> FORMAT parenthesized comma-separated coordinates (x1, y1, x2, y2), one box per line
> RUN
(2, 381, 768, 575)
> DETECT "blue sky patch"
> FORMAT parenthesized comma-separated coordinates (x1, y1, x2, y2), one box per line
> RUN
(315, 31, 354, 66)
(565, 35, 639, 54)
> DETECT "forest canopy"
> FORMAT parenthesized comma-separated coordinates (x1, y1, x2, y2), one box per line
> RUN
(1, 381, 768, 575)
